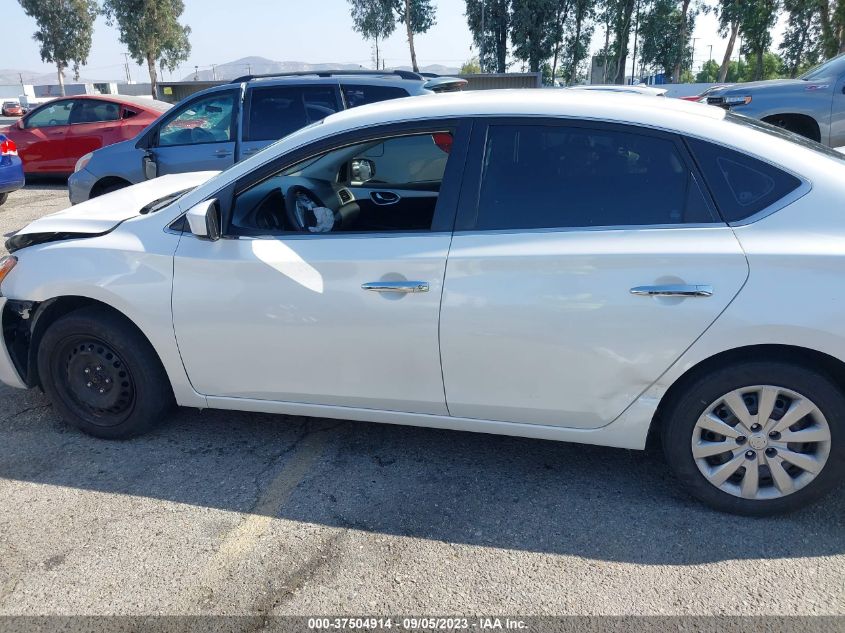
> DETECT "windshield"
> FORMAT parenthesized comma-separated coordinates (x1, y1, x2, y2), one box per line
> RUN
(727, 113, 845, 162)
(799, 53, 845, 80)
(139, 187, 195, 215)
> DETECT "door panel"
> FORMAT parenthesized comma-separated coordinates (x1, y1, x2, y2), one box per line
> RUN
(15, 98, 76, 173)
(440, 228, 748, 428)
(172, 233, 451, 414)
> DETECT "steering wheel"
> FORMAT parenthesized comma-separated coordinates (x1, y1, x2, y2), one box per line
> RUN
(190, 127, 215, 143)
(284, 186, 335, 233)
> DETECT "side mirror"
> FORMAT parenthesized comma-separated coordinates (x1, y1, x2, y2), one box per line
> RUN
(350, 158, 376, 183)
(143, 152, 157, 180)
(16, 119, 24, 130)
(186, 199, 221, 241)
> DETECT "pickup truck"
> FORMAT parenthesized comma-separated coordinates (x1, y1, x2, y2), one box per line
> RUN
(703, 53, 845, 147)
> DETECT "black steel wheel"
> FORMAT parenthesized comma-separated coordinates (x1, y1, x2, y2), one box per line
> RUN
(38, 306, 174, 439)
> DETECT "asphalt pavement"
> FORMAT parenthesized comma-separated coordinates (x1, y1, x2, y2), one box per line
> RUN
(0, 183, 843, 620)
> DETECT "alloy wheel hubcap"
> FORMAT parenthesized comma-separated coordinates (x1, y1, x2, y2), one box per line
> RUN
(691, 385, 831, 500)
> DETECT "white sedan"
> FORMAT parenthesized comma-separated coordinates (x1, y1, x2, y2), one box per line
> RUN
(1, 91, 843, 515)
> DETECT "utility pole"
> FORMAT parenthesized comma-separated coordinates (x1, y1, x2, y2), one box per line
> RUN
(211, 64, 217, 81)
(123, 52, 132, 83)
(708, 44, 713, 64)
(194, 65, 199, 81)
(691, 37, 699, 75)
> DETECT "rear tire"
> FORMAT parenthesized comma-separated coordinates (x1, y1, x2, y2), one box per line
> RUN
(662, 361, 845, 515)
(38, 307, 174, 439)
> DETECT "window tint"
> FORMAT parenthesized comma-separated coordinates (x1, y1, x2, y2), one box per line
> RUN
(230, 131, 454, 235)
(158, 92, 236, 147)
(342, 84, 409, 108)
(245, 86, 340, 142)
(475, 124, 716, 230)
(26, 100, 75, 128)
(687, 137, 802, 222)
(69, 99, 120, 124)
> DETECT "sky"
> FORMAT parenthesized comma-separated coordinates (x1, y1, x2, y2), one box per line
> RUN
(3, 0, 788, 82)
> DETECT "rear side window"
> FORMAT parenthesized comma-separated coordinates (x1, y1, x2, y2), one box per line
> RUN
(686, 137, 802, 222)
(342, 84, 409, 108)
(475, 124, 716, 230)
(245, 86, 341, 142)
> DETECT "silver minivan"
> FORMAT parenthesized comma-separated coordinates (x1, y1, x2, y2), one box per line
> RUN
(68, 70, 465, 204)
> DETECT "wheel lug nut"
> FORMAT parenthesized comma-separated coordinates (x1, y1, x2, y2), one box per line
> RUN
(745, 450, 756, 459)
(96, 366, 102, 371)
(736, 436, 747, 445)
(99, 388, 105, 394)
(105, 378, 111, 384)
(769, 431, 781, 440)
(86, 382, 92, 388)
(84, 368, 90, 374)
(766, 448, 777, 458)
(750, 423, 762, 432)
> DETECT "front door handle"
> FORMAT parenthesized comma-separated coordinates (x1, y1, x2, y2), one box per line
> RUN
(214, 149, 232, 157)
(362, 281, 429, 293)
(630, 284, 713, 297)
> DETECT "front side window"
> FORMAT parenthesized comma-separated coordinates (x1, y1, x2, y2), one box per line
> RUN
(26, 100, 75, 128)
(341, 84, 409, 108)
(245, 86, 341, 142)
(158, 92, 236, 147)
(475, 124, 716, 231)
(230, 130, 455, 235)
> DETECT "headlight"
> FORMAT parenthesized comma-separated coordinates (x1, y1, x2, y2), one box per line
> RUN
(74, 152, 93, 173)
(724, 95, 752, 106)
(0, 256, 17, 292)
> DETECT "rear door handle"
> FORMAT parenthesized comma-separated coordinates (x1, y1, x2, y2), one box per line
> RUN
(630, 284, 713, 297)
(213, 149, 232, 157)
(362, 281, 429, 293)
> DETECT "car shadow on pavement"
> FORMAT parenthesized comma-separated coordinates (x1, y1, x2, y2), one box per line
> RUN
(1, 383, 843, 565)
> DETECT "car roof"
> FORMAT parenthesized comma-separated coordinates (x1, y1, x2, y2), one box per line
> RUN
(318, 89, 726, 131)
(56, 94, 171, 112)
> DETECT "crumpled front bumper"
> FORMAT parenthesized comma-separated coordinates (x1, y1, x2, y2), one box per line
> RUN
(0, 297, 27, 389)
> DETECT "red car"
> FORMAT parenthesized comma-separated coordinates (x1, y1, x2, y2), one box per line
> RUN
(2, 101, 23, 116)
(0, 95, 170, 176)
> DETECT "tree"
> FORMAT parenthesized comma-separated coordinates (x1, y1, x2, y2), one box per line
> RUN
(607, 0, 638, 84)
(17, 0, 98, 96)
(639, 0, 694, 81)
(349, 0, 396, 69)
(549, 0, 573, 82)
(394, 0, 436, 72)
(465, 0, 511, 73)
(561, 0, 596, 84)
(780, 0, 821, 76)
(738, 0, 779, 80)
(695, 58, 720, 81)
(818, 0, 845, 57)
(461, 57, 482, 73)
(511, 0, 557, 72)
(716, 0, 743, 82)
(671, 0, 695, 83)
(102, 0, 191, 99)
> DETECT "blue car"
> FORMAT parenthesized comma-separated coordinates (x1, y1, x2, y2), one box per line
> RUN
(0, 134, 24, 207)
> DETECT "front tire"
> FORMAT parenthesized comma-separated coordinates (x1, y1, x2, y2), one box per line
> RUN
(662, 361, 845, 515)
(0, 192, 8, 207)
(38, 307, 174, 439)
